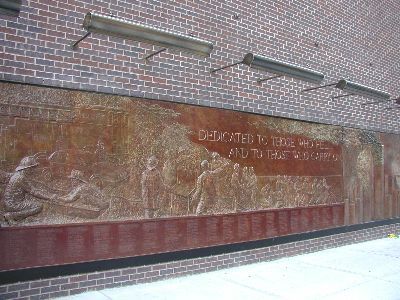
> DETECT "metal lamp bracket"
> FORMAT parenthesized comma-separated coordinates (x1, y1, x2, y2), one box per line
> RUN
(362, 97, 399, 106)
(210, 61, 243, 73)
(302, 79, 391, 103)
(71, 32, 92, 49)
(331, 93, 354, 100)
(72, 32, 167, 60)
(210, 60, 284, 84)
(301, 83, 337, 93)
(212, 53, 325, 87)
(143, 48, 167, 60)
(257, 75, 282, 83)
(386, 104, 400, 110)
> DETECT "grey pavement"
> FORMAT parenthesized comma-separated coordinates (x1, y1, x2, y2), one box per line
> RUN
(56, 238, 400, 300)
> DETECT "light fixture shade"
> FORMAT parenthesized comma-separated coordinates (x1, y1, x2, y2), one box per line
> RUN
(82, 12, 213, 57)
(336, 79, 390, 101)
(242, 53, 325, 84)
(0, 0, 21, 16)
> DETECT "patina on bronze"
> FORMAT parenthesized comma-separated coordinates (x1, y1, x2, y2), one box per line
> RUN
(0, 82, 344, 227)
(0, 82, 399, 272)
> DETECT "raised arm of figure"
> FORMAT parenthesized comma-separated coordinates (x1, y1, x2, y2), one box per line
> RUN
(210, 160, 230, 175)
(23, 180, 57, 201)
(58, 188, 81, 203)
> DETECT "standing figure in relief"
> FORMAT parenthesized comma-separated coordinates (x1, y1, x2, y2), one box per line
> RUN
(3, 156, 57, 225)
(230, 163, 242, 212)
(193, 159, 229, 215)
(210, 152, 222, 170)
(162, 149, 178, 214)
(210, 151, 230, 199)
(248, 167, 258, 209)
(141, 156, 163, 219)
(241, 166, 250, 208)
(95, 138, 107, 162)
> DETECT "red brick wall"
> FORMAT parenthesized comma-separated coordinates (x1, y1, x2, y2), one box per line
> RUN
(0, 1, 400, 298)
(1, 223, 399, 300)
(0, 0, 399, 132)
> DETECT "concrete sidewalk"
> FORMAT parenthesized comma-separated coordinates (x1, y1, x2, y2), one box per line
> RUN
(56, 238, 400, 300)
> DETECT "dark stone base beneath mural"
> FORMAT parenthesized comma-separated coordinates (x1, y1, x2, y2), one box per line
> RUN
(1, 219, 399, 300)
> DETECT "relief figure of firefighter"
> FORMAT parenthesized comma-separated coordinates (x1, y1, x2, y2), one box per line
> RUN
(162, 149, 180, 214)
(231, 163, 242, 212)
(2, 156, 57, 225)
(58, 169, 109, 216)
(141, 156, 164, 218)
(193, 158, 229, 215)
(247, 167, 258, 209)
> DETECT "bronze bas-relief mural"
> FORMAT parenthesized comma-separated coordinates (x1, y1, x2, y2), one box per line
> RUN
(0, 82, 399, 272)
(342, 129, 400, 224)
(0, 82, 347, 227)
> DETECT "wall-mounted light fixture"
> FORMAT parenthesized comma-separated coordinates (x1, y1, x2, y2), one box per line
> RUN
(336, 79, 390, 101)
(243, 53, 325, 84)
(72, 12, 214, 59)
(211, 53, 325, 84)
(302, 79, 391, 101)
(0, 0, 22, 16)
